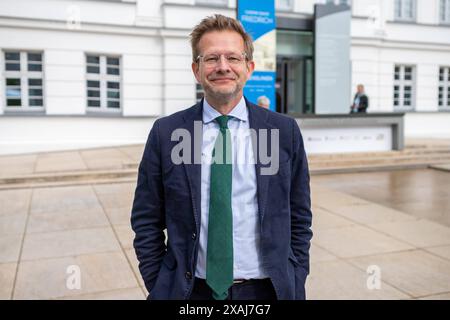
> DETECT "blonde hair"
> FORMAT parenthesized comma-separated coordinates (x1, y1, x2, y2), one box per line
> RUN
(189, 14, 254, 62)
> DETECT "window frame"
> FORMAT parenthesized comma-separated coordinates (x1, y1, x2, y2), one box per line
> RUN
(85, 54, 122, 114)
(3, 50, 44, 112)
(276, 0, 295, 11)
(394, 0, 416, 22)
(393, 64, 416, 111)
(195, 0, 228, 7)
(440, 0, 450, 25)
(438, 66, 450, 110)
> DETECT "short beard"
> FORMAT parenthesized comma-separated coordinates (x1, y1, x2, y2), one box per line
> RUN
(203, 83, 242, 105)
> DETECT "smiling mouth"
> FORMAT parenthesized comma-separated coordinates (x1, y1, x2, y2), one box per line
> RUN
(210, 78, 235, 83)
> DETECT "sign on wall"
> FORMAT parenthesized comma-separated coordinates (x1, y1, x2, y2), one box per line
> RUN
(314, 3, 351, 114)
(302, 127, 393, 154)
(237, 0, 276, 111)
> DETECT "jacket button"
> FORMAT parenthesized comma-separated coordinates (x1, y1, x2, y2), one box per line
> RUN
(185, 272, 192, 280)
(192, 233, 196, 240)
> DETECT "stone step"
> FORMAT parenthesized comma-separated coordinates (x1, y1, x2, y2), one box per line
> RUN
(311, 154, 450, 168)
(0, 176, 136, 190)
(310, 159, 450, 175)
(0, 169, 137, 190)
(2, 146, 450, 188)
(119, 148, 450, 169)
(310, 163, 430, 175)
(308, 147, 450, 160)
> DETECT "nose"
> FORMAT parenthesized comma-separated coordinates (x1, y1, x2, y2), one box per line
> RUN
(215, 55, 231, 72)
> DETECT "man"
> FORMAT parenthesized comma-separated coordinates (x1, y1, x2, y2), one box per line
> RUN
(350, 84, 369, 113)
(131, 14, 312, 300)
(257, 95, 271, 109)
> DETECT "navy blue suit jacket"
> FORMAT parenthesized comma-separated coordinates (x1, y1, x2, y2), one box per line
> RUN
(131, 98, 313, 300)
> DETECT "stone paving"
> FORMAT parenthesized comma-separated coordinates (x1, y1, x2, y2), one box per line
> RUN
(1, 145, 450, 300)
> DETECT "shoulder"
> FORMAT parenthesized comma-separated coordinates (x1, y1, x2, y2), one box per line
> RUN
(247, 100, 297, 127)
(152, 102, 201, 131)
(246, 101, 302, 148)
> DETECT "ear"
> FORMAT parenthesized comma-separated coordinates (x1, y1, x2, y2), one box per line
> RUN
(246, 60, 255, 79)
(192, 62, 201, 83)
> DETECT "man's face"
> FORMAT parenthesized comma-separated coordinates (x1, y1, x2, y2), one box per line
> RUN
(357, 85, 364, 94)
(192, 30, 254, 103)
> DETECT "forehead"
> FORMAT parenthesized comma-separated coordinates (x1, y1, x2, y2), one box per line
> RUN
(197, 30, 245, 53)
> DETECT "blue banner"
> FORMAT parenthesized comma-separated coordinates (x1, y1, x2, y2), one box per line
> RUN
(238, 0, 276, 111)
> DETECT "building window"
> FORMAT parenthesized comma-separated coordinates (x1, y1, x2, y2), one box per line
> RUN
(440, 0, 450, 24)
(393, 65, 415, 110)
(439, 67, 450, 109)
(195, 0, 227, 7)
(394, 0, 416, 21)
(4, 51, 44, 110)
(326, 0, 351, 5)
(276, 0, 294, 11)
(86, 54, 121, 112)
(196, 83, 204, 102)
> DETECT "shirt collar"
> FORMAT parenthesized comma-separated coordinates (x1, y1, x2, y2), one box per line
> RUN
(202, 96, 248, 124)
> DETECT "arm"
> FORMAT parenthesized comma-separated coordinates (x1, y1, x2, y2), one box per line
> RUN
(358, 95, 368, 111)
(130, 119, 167, 294)
(290, 119, 313, 276)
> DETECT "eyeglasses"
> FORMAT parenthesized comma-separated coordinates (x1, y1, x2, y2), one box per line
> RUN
(196, 52, 247, 66)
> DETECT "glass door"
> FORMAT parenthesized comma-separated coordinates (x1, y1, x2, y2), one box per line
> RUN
(276, 56, 313, 115)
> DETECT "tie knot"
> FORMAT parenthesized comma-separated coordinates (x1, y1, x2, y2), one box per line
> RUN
(215, 115, 230, 130)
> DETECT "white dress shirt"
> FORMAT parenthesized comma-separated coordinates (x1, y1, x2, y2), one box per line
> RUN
(195, 97, 268, 280)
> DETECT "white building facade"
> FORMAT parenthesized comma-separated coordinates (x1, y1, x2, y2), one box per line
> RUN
(0, 0, 449, 154)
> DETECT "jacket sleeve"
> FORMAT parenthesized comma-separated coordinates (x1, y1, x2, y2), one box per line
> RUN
(290, 118, 313, 276)
(130, 119, 167, 294)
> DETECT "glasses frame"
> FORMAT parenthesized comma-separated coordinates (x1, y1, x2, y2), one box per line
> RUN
(195, 52, 248, 66)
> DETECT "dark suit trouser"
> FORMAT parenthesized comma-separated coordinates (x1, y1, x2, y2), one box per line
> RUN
(190, 278, 277, 300)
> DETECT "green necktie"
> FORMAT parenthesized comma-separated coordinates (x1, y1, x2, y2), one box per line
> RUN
(206, 115, 233, 300)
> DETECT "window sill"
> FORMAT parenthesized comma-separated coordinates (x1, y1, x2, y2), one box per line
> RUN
(86, 111, 123, 117)
(2, 110, 46, 116)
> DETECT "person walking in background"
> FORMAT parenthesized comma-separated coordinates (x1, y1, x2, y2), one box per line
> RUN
(350, 84, 369, 113)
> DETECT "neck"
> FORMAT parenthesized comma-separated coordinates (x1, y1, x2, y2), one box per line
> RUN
(205, 93, 243, 115)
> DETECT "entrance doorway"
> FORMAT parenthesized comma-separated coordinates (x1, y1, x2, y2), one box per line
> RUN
(276, 29, 314, 115)
(276, 56, 313, 115)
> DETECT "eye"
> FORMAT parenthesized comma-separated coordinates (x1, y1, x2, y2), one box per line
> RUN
(227, 56, 241, 63)
(205, 55, 219, 63)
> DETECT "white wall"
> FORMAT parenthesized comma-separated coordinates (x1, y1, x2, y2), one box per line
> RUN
(405, 113, 450, 138)
(0, 116, 156, 155)
(162, 36, 197, 115)
(0, 0, 138, 27)
(44, 49, 85, 115)
(417, 0, 439, 25)
(294, 0, 319, 14)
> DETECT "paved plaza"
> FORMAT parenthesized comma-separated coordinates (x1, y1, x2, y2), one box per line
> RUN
(1, 144, 450, 300)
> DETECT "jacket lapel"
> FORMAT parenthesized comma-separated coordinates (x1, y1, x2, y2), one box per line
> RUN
(246, 99, 273, 224)
(180, 101, 203, 232)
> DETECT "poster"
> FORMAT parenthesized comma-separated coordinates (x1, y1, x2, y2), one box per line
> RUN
(237, 0, 276, 111)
